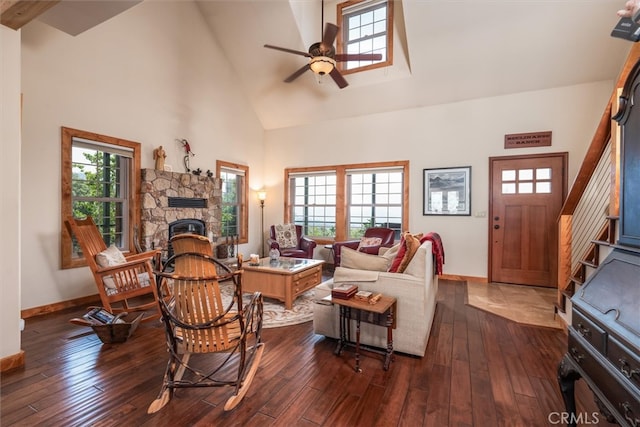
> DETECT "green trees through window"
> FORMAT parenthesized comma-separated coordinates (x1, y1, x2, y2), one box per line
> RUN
(61, 127, 141, 269)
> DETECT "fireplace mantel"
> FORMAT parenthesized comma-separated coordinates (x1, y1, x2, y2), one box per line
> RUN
(140, 169, 222, 253)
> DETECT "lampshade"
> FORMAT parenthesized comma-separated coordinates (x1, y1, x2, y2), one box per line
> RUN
(309, 56, 336, 75)
(257, 190, 267, 201)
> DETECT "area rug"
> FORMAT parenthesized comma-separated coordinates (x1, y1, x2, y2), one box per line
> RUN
(220, 282, 317, 329)
(466, 281, 563, 329)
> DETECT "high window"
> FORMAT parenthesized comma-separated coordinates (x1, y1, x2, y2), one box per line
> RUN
(337, 0, 393, 74)
(217, 161, 248, 243)
(61, 127, 141, 269)
(285, 161, 408, 242)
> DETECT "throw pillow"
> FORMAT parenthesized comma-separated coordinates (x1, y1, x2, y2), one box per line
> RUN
(380, 242, 401, 260)
(388, 232, 423, 273)
(274, 224, 298, 249)
(357, 236, 382, 251)
(95, 244, 127, 268)
(341, 247, 390, 272)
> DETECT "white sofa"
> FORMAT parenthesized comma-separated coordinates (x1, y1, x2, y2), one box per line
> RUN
(313, 240, 438, 357)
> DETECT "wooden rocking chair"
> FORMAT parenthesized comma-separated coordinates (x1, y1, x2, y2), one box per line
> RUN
(65, 217, 161, 321)
(147, 251, 264, 413)
(169, 233, 213, 257)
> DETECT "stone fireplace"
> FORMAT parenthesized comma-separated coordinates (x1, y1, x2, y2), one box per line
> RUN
(140, 169, 222, 254)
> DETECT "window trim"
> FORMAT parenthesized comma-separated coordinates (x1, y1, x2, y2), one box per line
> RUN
(284, 160, 409, 244)
(216, 160, 249, 244)
(61, 127, 141, 269)
(336, 0, 394, 75)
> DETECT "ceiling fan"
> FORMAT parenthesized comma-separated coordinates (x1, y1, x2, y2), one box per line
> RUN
(264, 5, 382, 89)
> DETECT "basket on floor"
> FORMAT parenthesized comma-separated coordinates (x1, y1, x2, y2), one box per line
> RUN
(91, 313, 144, 343)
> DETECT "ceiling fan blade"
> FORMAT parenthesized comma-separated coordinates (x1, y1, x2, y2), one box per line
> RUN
(284, 64, 311, 83)
(320, 23, 339, 52)
(334, 53, 383, 62)
(264, 44, 312, 58)
(329, 67, 348, 89)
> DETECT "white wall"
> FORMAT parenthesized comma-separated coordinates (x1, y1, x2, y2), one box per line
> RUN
(263, 81, 613, 279)
(19, 1, 264, 310)
(1, 26, 23, 360)
(12, 0, 616, 316)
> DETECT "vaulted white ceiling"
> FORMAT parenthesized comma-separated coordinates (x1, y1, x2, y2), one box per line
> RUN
(194, 0, 631, 130)
(21, 0, 633, 130)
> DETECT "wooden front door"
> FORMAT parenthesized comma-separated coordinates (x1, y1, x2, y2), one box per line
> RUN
(489, 153, 567, 287)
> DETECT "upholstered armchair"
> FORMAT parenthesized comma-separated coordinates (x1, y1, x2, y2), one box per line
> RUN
(268, 224, 317, 259)
(332, 227, 395, 266)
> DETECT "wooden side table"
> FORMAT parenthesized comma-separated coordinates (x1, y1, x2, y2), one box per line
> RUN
(324, 294, 397, 372)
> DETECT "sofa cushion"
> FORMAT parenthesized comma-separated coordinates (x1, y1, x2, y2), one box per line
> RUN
(96, 244, 127, 268)
(341, 247, 390, 271)
(389, 232, 423, 273)
(357, 236, 382, 251)
(274, 223, 298, 248)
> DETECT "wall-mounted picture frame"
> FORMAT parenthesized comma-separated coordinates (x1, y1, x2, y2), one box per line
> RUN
(423, 166, 471, 216)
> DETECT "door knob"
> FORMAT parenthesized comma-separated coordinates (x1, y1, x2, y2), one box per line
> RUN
(494, 225, 500, 229)
(494, 216, 500, 221)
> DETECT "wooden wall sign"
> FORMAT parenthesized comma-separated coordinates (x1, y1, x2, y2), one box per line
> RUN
(504, 131, 552, 149)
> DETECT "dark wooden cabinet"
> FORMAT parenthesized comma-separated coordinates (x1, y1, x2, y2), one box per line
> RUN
(614, 58, 640, 248)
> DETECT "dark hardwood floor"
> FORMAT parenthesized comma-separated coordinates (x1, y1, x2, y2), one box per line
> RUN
(1, 279, 609, 426)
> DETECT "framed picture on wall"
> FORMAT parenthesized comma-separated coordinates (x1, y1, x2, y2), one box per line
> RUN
(423, 166, 471, 216)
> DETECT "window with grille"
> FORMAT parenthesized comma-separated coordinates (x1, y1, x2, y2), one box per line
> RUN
(347, 168, 403, 239)
(285, 161, 408, 242)
(61, 127, 141, 269)
(289, 172, 337, 238)
(217, 161, 248, 243)
(337, 0, 393, 73)
(501, 167, 552, 195)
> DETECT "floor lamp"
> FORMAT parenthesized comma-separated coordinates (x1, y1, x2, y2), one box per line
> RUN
(257, 190, 267, 257)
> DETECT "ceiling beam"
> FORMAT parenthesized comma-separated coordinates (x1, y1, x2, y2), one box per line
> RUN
(1, 0, 60, 30)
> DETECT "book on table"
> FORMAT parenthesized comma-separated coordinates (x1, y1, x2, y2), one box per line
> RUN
(354, 290, 373, 301)
(332, 283, 358, 299)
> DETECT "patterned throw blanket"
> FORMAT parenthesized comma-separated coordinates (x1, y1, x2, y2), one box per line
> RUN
(420, 232, 445, 275)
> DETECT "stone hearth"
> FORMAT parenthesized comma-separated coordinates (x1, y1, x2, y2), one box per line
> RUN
(140, 169, 222, 253)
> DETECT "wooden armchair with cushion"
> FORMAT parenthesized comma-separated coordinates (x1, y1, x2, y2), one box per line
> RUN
(65, 216, 161, 321)
(268, 224, 317, 259)
(332, 227, 395, 266)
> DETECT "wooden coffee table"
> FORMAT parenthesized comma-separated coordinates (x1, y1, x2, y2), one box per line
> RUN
(242, 258, 324, 309)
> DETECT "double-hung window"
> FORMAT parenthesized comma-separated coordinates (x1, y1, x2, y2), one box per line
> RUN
(61, 127, 141, 268)
(289, 171, 337, 238)
(217, 161, 248, 243)
(285, 161, 408, 243)
(347, 167, 403, 239)
(337, 0, 393, 73)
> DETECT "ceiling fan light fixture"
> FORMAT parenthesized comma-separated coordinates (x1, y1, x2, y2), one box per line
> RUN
(309, 56, 336, 75)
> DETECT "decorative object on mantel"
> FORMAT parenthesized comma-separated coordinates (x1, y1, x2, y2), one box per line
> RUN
(153, 146, 166, 171)
(206, 169, 213, 178)
(504, 131, 552, 149)
(192, 168, 202, 176)
(177, 138, 195, 172)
